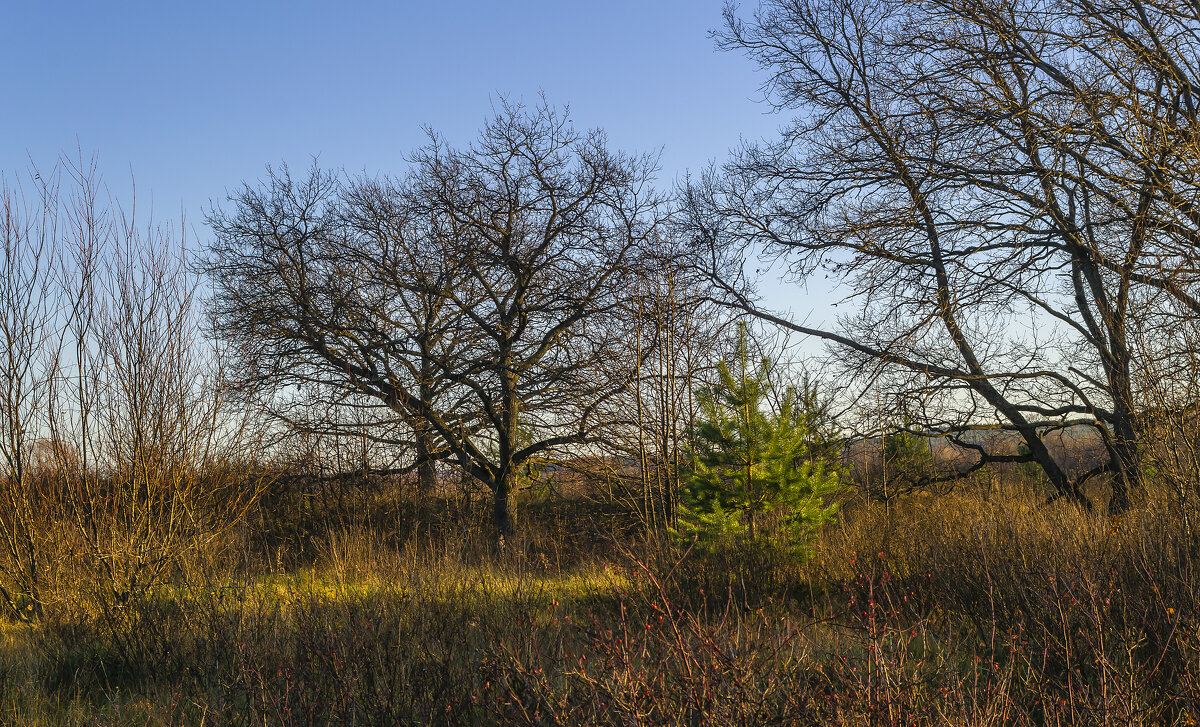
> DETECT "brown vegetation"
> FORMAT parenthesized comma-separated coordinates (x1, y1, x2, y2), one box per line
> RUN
(0, 467, 1194, 725)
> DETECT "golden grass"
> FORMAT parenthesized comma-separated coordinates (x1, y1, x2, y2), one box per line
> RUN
(0, 478, 1195, 725)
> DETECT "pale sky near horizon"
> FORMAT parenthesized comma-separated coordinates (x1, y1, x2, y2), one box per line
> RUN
(1, 1, 824, 330)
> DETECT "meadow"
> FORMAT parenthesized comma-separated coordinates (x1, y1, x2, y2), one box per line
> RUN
(0, 467, 1195, 726)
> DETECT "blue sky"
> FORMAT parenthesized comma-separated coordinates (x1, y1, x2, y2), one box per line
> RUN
(2, 2, 783, 217)
(1, 1, 828, 334)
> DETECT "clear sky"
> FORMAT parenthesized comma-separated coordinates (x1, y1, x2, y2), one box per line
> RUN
(1, 1, 829, 337)
(1, 2, 784, 218)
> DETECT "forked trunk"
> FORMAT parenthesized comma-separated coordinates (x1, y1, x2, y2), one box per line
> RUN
(1022, 429, 1091, 510)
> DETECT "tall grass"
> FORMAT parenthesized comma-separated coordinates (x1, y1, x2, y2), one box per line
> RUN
(0, 473, 1196, 725)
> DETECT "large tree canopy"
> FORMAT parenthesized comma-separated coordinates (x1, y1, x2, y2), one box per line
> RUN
(205, 101, 665, 538)
(687, 0, 1200, 511)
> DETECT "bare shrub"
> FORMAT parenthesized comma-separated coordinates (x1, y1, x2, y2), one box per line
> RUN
(0, 157, 266, 644)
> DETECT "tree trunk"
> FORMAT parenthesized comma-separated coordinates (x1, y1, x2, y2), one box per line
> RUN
(1104, 342, 1140, 515)
(494, 467, 516, 545)
(1022, 428, 1091, 510)
(415, 427, 437, 493)
(416, 351, 438, 493)
(1106, 415, 1140, 515)
(496, 346, 520, 546)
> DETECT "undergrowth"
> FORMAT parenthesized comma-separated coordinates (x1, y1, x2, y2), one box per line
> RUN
(0, 476, 1196, 725)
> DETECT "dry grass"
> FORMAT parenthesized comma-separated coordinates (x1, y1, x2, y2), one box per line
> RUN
(0, 474, 1195, 725)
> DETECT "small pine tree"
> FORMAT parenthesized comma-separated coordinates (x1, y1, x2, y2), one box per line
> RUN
(676, 326, 840, 554)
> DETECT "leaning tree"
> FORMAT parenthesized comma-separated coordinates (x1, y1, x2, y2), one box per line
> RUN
(687, 0, 1200, 512)
(205, 101, 665, 540)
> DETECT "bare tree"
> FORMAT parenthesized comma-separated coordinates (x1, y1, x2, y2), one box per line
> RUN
(0, 168, 61, 620)
(49, 160, 265, 637)
(620, 239, 740, 533)
(340, 176, 473, 494)
(0, 154, 265, 630)
(688, 0, 1200, 512)
(206, 100, 665, 541)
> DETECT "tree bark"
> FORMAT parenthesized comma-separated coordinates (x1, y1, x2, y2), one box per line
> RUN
(416, 347, 438, 493)
(494, 467, 516, 545)
(415, 429, 438, 493)
(1106, 413, 1139, 515)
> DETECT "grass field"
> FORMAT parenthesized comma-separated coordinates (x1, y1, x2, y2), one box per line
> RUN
(0, 473, 1197, 726)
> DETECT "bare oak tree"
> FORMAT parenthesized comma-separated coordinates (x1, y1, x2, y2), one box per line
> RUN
(206, 101, 664, 540)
